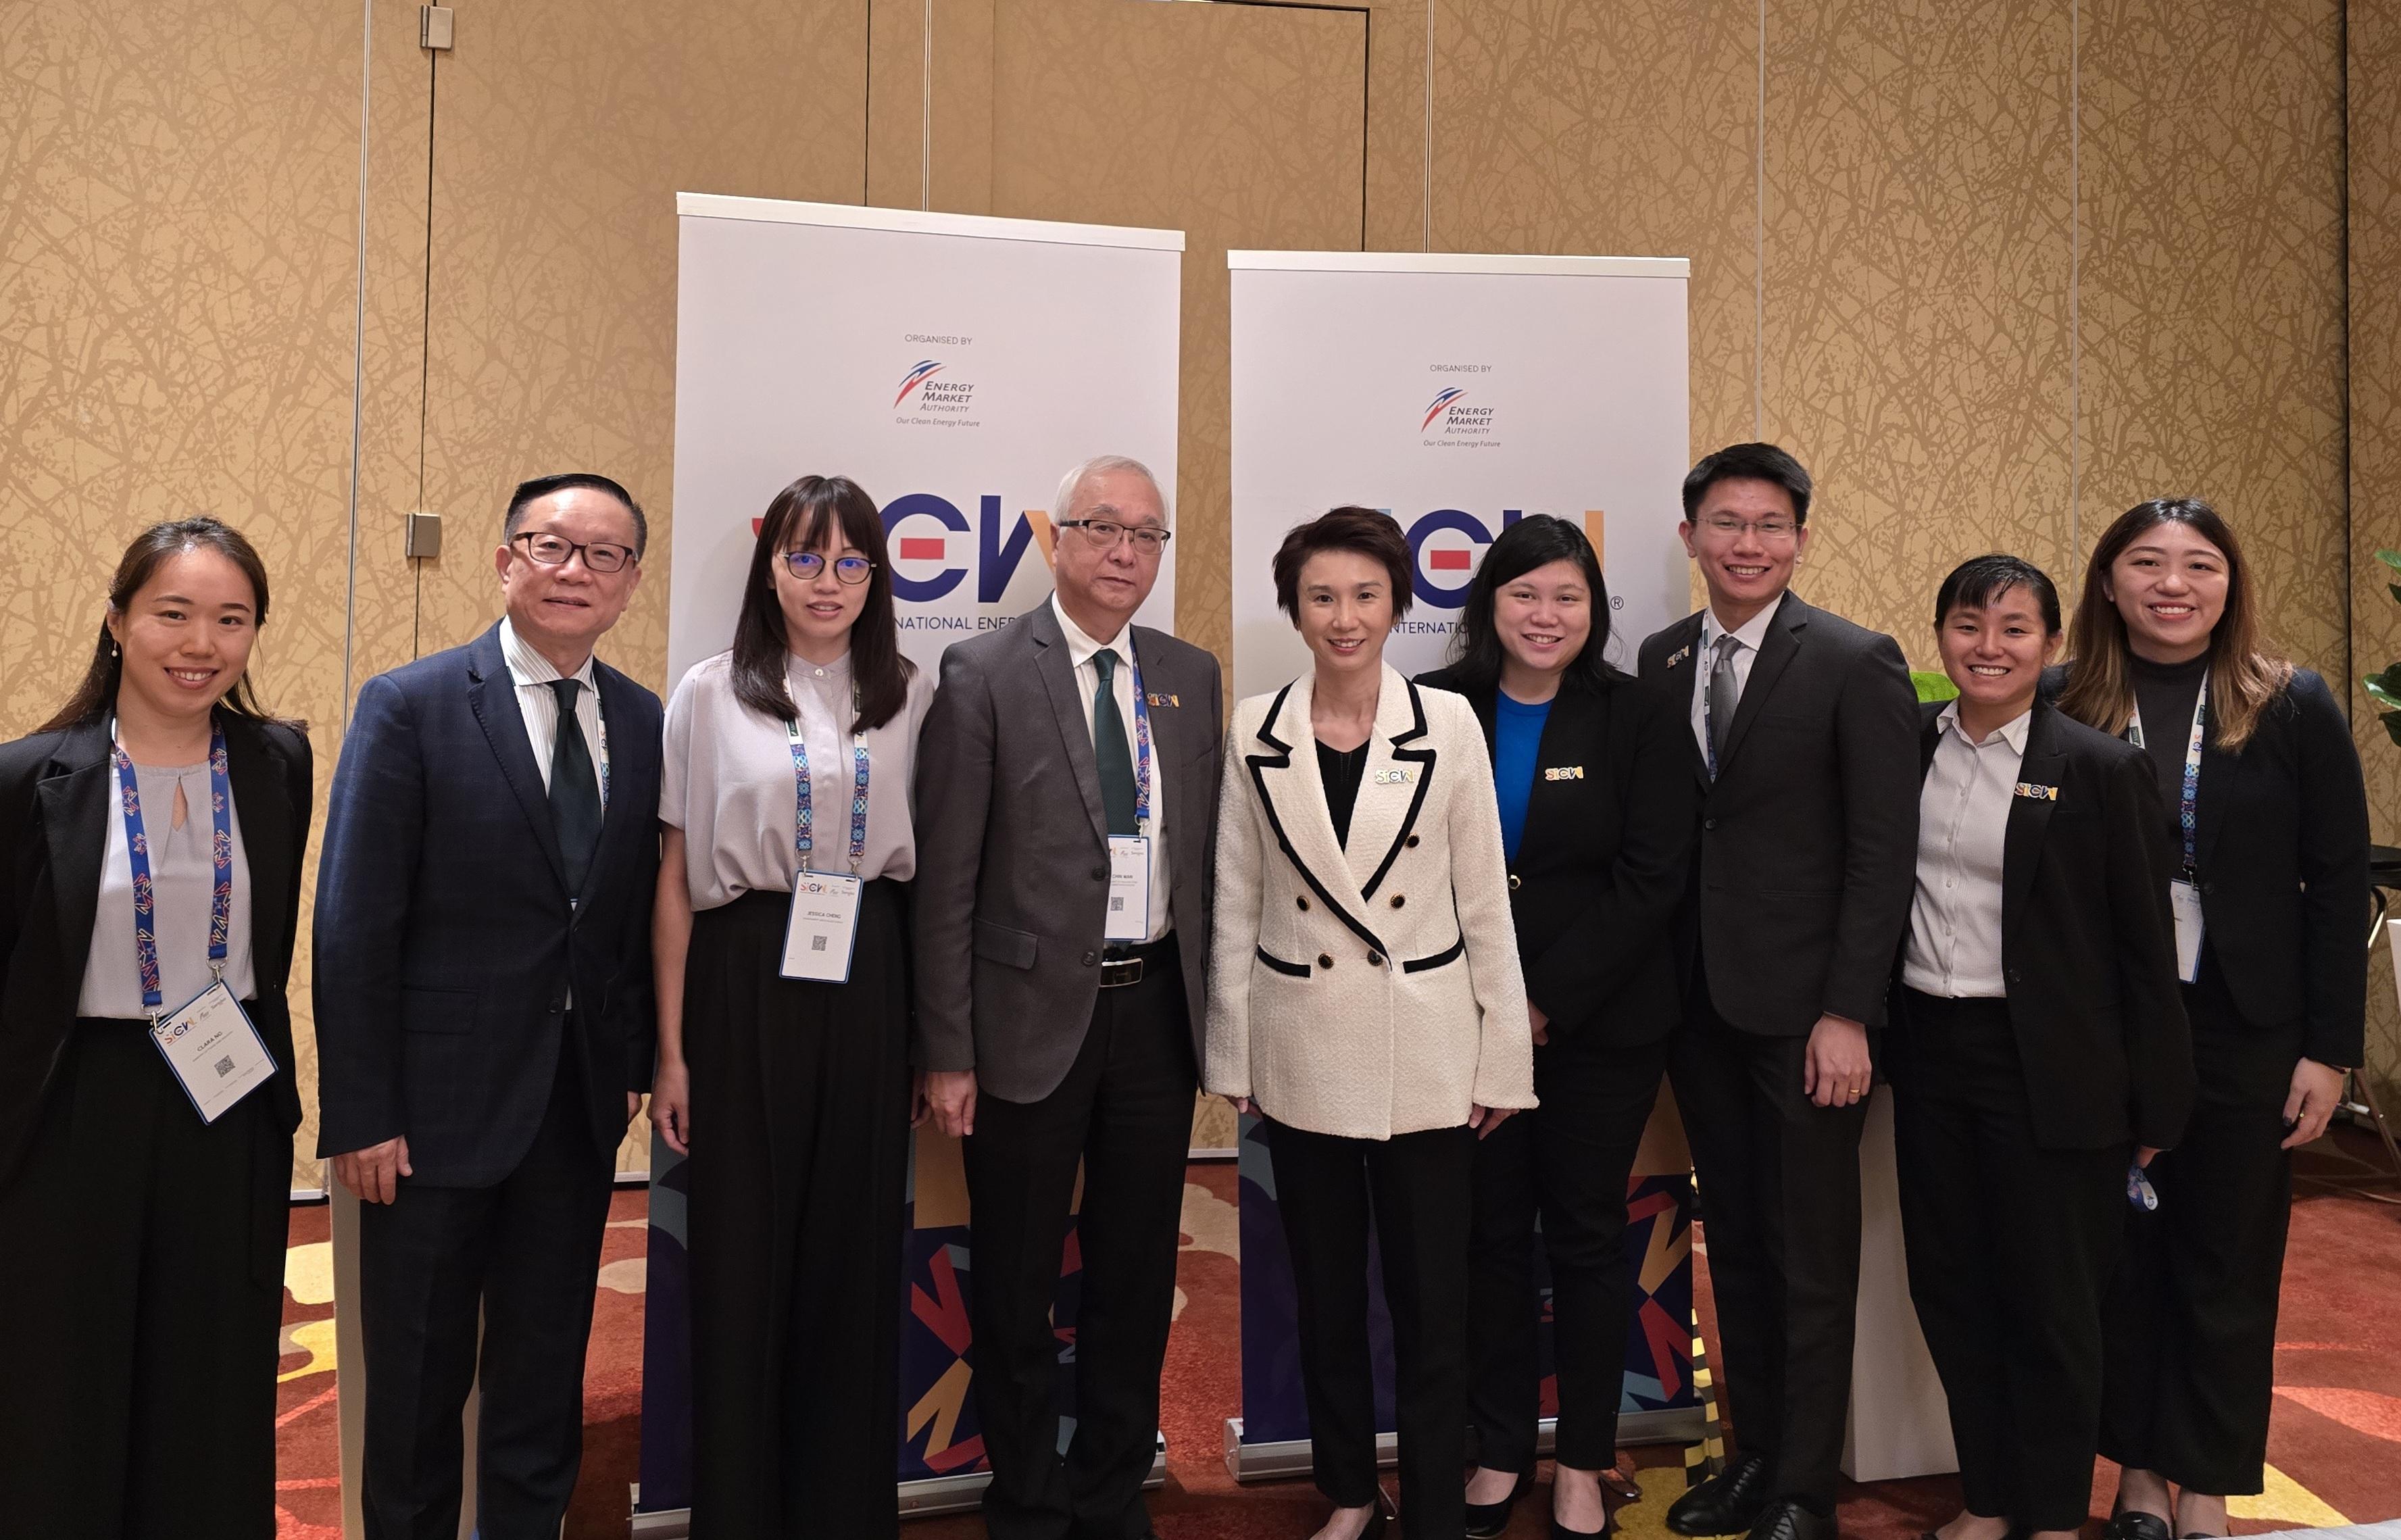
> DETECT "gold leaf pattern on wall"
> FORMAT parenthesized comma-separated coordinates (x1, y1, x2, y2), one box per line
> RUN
(1762, 0, 2075, 662)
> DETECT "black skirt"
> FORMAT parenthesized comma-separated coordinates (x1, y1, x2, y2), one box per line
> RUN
(681, 882, 913, 1539)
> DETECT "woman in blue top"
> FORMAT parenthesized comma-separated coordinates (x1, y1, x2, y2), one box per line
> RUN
(1418, 516, 1700, 1539)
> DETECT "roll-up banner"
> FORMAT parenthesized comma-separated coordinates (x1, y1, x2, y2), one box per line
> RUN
(1222, 250, 1704, 1476)
(640, 195, 1183, 1529)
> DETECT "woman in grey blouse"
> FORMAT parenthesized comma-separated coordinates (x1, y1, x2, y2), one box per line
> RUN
(0, 517, 313, 1539)
(649, 474, 933, 1537)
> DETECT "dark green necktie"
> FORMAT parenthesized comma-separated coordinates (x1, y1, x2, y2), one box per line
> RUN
(547, 678, 603, 895)
(1092, 648, 1137, 837)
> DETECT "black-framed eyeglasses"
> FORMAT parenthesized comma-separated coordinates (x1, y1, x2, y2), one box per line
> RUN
(784, 551, 876, 585)
(1057, 518, 1171, 555)
(512, 532, 639, 573)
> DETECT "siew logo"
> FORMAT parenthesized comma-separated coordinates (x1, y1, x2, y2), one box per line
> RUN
(879, 493, 1056, 603)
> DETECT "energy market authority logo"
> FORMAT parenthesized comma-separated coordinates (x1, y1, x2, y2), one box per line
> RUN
(894, 359, 979, 424)
(1420, 386, 1496, 445)
(894, 359, 945, 406)
(1422, 387, 1468, 430)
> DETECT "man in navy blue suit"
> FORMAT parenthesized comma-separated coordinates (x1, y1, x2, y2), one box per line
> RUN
(316, 472, 664, 1540)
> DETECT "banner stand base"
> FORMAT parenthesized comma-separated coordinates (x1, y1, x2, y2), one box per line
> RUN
(629, 1436, 1168, 1535)
(1222, 1408, 1707, 1484)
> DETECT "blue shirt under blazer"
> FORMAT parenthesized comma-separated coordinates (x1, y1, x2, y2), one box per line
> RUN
(313, 623, 662, 1187)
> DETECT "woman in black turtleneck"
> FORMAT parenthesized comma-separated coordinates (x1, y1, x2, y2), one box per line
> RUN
(2052, 499, 2369, 1540)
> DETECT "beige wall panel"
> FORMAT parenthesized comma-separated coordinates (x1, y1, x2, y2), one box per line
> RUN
(987, 0, 1368, 668)
(1364, 0, 1430, 253)
(408, 0, 868, 1168)
(1760, 0, 2075, 666)
(2352, 0, 2401, 1101)
(1424, 0, 1758, 493)
(868, 0, 996, 215)
(2078, 0, 2345, 680)
(1, 0, 367, 1186)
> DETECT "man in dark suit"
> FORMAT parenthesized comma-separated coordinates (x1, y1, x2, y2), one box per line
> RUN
(914, 455, 1222, 1540)
(1638, 443, 1919, 1540)
(315, 472, 664, 1540)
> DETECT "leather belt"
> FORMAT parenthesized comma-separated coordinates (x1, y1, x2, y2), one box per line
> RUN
(1098, 933, 1173, 990)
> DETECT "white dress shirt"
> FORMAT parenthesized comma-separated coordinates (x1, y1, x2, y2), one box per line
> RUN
(1051, 593, 1172, 941)
(1686, 600, 1780, 764)
(499, 616, 606, 808)
(1902, 701, 2028, 999)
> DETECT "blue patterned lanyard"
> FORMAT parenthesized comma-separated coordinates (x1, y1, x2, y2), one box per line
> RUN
(788, 685, 869, 874)
(1128, 653, 1154, 835)
(112, 722, 233, 1018)
(2127, 670, 2206, 878)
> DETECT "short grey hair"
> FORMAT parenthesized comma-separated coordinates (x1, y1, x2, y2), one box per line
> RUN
(1052, 455, 1170, 527)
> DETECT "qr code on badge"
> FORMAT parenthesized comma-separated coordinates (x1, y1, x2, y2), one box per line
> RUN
(1109, 897, 1126, 912)
(810, 935, 827, 952)
(214, 1055, 236, 1078)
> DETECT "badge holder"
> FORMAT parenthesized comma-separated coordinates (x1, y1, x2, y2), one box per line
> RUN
(782, 872, 864, 982)
(152, 974, 278, 1125)
(1106, 835, 1153, 942)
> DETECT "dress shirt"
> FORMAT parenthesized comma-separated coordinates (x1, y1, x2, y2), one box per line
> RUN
(660, 649, 936, 908)
(1686, 600, 1780, 764)
(1902, 701, 2029, 999)
(1051, 592, 1172, 941)
(498, 616, 606, 808)
(77, 756, 257, 1016)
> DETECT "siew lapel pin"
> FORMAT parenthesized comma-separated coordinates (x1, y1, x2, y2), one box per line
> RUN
(2012, 782, 2060, 801)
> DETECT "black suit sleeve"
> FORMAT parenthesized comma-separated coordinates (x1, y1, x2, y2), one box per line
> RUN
(620, 809, 659, 1097)
(276, 724, 316, 986)
(1823, 632, 1923, 1026)
(2105, 747, 2196, 1149)
(2286, 672, 2371, 1068)
(1523, 685, 1698, 1034)
(0, 741, 41, 1014)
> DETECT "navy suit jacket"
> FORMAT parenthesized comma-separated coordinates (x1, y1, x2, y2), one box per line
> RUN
(313, 623, 662, 1187)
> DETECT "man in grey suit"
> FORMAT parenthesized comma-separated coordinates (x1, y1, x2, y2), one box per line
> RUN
(916, 454, 1222, 1540)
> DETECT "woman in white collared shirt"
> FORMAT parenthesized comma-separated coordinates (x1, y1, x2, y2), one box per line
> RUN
(1207, 506, 1534, 1540)
(649, 474, 935, 1539)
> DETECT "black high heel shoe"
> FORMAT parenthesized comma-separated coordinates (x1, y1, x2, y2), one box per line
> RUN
(1465, 1469, 1533, 1539)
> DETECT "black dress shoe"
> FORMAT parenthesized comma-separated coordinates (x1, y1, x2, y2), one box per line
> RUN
(1553, 1518, 1616, 1539)
(1743, 1498, 1835, 1540)
(1665, 1454, 1772, 1537)
(1465, 1469, 1533, 1539)
(2104, 1512, 2174, 1540)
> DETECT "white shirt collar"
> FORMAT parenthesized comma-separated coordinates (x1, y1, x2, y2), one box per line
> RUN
(498, 616, 597, 691)
(1050, 592, 1136, 670)
(1937, 698, 2033, 753)
(1699, 595, 1781, 655)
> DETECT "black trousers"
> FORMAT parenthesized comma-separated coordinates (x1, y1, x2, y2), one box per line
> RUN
(683, 885, 912, 1539)
(962, 935, 1197, 1540)
(2100, 955, 2297, 1495)
(1467, 1031, 1669, 1474)
(358, 1031, 618, 1540)
(0, 1018, 289, 1540)
(1667, 978, 1871, 1510)
(1269, 1118, 1477, 1540)
(1891, 992, 2127, 1531)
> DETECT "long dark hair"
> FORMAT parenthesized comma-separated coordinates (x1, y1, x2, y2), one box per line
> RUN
(39, 517, 282, 733)
(730, 475, 912, 730)
(1443, 514, 1618, 693)
(2058, 497, 2291, 751)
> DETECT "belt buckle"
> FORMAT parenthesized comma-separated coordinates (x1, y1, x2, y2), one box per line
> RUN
(1099, 954, 1145, 988)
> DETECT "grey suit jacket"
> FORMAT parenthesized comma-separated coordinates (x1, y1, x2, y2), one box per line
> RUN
(912, 601, 1224, 1103)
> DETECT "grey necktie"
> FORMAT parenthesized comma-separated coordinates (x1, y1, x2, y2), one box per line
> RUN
(1708, 633, 1743, 776)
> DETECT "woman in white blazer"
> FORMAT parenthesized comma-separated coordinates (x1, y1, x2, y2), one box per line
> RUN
(1208, 506, 1535, 1540)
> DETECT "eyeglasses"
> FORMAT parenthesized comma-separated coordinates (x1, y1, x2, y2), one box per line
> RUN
(1058, 518, 1172, 555)
(784, 551, 875, 585)
(1697, 514, 1798, 542)
(513, 532, 639, 573)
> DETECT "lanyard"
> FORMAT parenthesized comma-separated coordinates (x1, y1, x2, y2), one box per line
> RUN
(789, 685, 869, 875)
(1699, 630, 1729, 781)
(112, 721, 233, 1018)
(2127, 669, 2206, 878)
(1128, 653, 1154, 835)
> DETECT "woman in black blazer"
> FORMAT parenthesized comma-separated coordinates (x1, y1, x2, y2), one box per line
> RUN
(1418, 515, 1699, 1540)
(0, 518, 312, 1540)
(1891, 555, 2194, 1540)
(2053, 501, 2371, 1540)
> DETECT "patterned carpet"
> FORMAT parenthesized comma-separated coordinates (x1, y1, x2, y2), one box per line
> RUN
(269, 1131, 2401, 1538)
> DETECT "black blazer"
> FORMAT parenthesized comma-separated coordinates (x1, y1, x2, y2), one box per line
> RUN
(1637, 590, 1921, 1035)
(1414, 665, 1695, 1047)
(0, 710, 313, 1187)
(313, 624, 662, 1187)
(1893, 701, 2196, 1149)
(2044, 664, 2371, 1066)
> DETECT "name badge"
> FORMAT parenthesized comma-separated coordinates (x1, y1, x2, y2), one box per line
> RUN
(149, 978, 276, 1124)
(782, 872, 863, 983)
(2169, 878, 2205, 985)
(1106, 835, 1152, 942)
